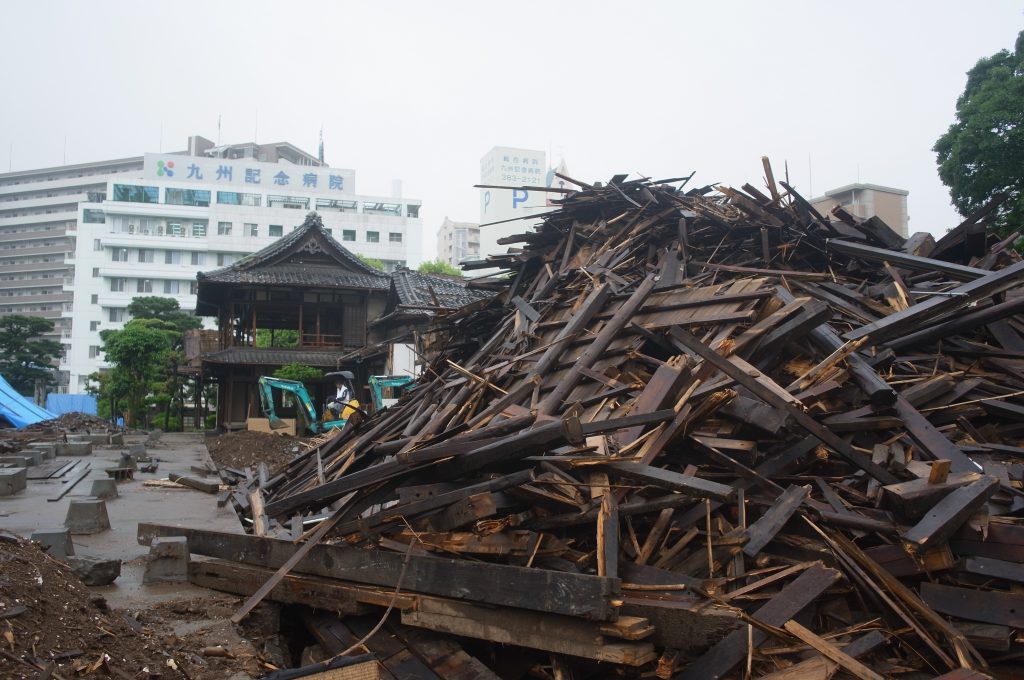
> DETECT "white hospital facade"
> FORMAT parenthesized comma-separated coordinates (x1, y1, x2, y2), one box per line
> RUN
(0, 137, 424, 392)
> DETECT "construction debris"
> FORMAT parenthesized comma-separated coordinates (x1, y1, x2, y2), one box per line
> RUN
(147, 162, 1024, 678)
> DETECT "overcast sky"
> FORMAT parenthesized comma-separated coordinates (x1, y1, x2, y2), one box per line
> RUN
(2, 1, 1021, 260)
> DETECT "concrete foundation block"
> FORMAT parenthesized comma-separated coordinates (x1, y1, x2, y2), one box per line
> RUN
(73, 433, 109, 445)
(65, 555, 121, 586)
(19, 450, 44, 466)
(117, 453, 138, 471)
(128, 443, 146, 457)
(56, 442, 92, 456)
(143, 536, 190, 583)
(27, 443, 57, 459)
(64, 499, 111, 534)
(31, 528, 75, 558)
(108, 433, 124, 446)
(0, 468, 27, 496)
(0, 455, 34, 468)
(89, 478, 118, 499)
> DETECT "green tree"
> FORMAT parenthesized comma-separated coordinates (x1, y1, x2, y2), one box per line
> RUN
(934, 30, 1024, 235)
(356, 254, 386, 271)
(99, 319, 172, 427)
(272, 363, 322, 383)
(256, 329, 299, 348)
(417, 259, 462, 276)
(127, 296, 202, 336)
(0, 315, 62, 395)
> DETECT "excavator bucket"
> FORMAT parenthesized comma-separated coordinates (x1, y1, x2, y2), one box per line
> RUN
(268, 416, 288, 430)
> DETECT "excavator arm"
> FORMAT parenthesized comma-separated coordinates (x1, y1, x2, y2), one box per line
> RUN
(257, 376, 321, 430)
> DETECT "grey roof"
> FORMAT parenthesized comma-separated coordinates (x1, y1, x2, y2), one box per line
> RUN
(391, 269, 493, 310)
(202, 347, 351, 368)
(197, 212, 389, 289)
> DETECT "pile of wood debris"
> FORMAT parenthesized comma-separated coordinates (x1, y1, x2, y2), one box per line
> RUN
(146, 160, 1024, 679)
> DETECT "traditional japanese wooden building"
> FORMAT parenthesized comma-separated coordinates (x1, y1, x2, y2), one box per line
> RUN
(191, 212, 391, 426)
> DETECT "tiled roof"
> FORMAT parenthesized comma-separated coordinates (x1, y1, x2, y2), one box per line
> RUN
(198, 212, 389, 288)
(391, 269, 493, 310)
(202, 347, 351, 368)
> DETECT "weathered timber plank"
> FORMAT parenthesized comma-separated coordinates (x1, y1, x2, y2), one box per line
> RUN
(902, 476, 998, 553)
(138, 523, 620, 620)
(601, 461, 735, 502)
(402, 598, 657, 666)
(782, 620, 884, 680)
(958, 556, 1024, 584)
(742, 485, 809, 557)
(674, 564, 841, 680)
(920, 582, 1024, 627)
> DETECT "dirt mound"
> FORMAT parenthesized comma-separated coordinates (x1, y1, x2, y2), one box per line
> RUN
(20, 411, 114, 433)
(206, 430, 303, 475)
(0, 534, 184, 678)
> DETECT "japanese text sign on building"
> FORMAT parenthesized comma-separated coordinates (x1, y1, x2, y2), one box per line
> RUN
(143, 154, 354, 194)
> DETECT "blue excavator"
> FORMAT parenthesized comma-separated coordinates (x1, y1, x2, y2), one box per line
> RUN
(258, 371, 414, 434)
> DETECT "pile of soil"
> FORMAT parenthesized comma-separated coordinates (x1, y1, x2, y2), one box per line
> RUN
(0, 534, 183, 678)
(20, 411, 114, 433)
(207, 430, 304, 475)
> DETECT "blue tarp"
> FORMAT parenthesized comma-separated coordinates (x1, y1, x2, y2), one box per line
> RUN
(0, 375, 55, 428)
(45, 393, 97, 417)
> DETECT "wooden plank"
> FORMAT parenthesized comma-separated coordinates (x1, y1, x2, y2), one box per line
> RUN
(46, 463, 90, 501)
(959, 555, 1024, 584)
(756, 630, 886, 680)
(782, 620, 884, 680)
(674, 564, 841, 680)
(878, 471, 982, 520)
(892, 397, 980, 473)
(920, 582, 1024, 627)
(863, 543, 955, 578)
(597, 491, 619, 578)
(742, 485, 809, 557)
(670, 327, 898, 485)
(402, 598, 657, 666)
(902, 476, 998, 553)
(601, 461, 736, 502)
(138, 523, 621, 620)
(827, 239, 989, 281)
(168, 472, 220, 494)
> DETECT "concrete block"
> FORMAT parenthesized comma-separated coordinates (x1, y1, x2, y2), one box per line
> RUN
(89, 478, 118, 499)
(73, 433, 109, 445)
(0, 468, 27, 496)
(64, 499, 111, 534)
(117, 453, 138, 471)
(56, 442, 92, 456)
(65, 555, 121, 586)
(16, 450, 44, 466)
(31, 528, 75, 558)
(108, 432, 124, 446)
(27, 443, 57, 459)
(0, 455, 34, 468)
(128, 443, 146, 457)
(143, 536, 190, 583)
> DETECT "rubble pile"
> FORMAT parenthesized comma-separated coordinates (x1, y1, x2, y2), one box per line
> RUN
(147, 163, 1024, 678)
(20, 411, 115, 433)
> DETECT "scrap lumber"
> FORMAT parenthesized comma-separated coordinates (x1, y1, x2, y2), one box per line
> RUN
(168, 162, 1024, 678)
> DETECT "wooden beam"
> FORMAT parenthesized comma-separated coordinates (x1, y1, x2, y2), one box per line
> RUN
(782, 620, 884, 680)
(921, 582, 1024, 627)
(902, 476, 998, 553)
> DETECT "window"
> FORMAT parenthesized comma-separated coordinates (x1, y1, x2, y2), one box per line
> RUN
(342, 229, 356, 242)
(366, 231, 380, 243)
(189, 281, 198, 295)
(267, 195, 310, 209)
(90, 294, 98, 304)
(109, 278, 126, 292)
(164, 188, 211, 207)
(165, 250, 181, 264)
(88, 346, 100, 359)
(192, 223, 206, 237)
(112, 184, 158, 203)
(168, 222, 183, 236)
(216, 253, 237, 266)
(108, 307, 125, 322)
(191, 252, 205, 265)
(389, 232, 402, 243)
(83, 209, 105, 223)
(246, 223, 258, 237)
(111, 248, 128, 262)
(163, 280, 180, 294)
(315, 198, 358, 212)
(216, 191, 261, 206)
(217, 221, 232, 236)
(92, 267, 99, 277)
(93, 239, 102, 251)
(269, 224, 283, 237)
(137, 279, 153, 293)
(407, 205, 420, 218)
(90, 321, 99, 331)
(138, 249, 154, 263)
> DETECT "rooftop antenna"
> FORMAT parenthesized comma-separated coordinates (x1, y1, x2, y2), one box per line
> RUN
(318, 126, 324, 163)
(218, 115, 222, 146)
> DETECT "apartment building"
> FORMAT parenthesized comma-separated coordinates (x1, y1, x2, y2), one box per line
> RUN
(809, 183, 910, 237)
(436, 217, 480, 266)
